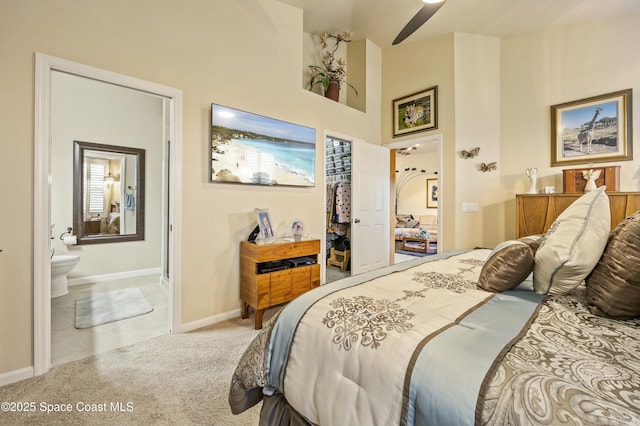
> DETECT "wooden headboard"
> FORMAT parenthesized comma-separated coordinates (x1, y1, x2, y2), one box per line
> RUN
(515, 192, 640, 238)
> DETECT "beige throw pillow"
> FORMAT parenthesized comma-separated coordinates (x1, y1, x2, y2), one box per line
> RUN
(586, 211, 640, 319)
(533, 186, 610, 295)
(478, 240, 534, 292)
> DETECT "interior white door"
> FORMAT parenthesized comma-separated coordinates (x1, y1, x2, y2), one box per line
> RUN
(351, 140, 390, 275)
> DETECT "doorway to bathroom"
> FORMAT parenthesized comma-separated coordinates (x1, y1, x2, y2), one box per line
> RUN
(34, 53, 183, 375)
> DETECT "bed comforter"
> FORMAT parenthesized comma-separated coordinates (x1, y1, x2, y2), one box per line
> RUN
(229, 249, 640, 425)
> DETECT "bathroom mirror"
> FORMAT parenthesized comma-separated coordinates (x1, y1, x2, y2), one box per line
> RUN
(73, 141, 145, 245)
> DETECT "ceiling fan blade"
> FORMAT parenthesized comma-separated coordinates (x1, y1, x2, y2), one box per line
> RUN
(392, 1, 446, 45)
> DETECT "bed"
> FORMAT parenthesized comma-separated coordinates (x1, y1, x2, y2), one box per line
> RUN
(229, 187, 640, 425)
(100, 212, 120, 234)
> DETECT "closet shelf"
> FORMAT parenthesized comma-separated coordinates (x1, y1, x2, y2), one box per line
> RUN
(326, 141, 352, 177)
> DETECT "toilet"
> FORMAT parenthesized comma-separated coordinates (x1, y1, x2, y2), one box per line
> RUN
(51, 255, 80, 298)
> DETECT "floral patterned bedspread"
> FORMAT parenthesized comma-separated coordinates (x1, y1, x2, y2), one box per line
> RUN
(480, 285, 640, 426)
(229, 250, 640, 425)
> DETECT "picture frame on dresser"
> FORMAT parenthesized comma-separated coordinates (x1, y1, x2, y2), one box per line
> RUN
(255, 208, 275, 241)
(550, 89, 632, 166)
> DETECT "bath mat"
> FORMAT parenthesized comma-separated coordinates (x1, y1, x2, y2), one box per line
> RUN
(75, 287, 153, 329)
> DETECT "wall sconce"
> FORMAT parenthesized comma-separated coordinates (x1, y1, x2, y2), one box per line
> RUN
(104, 173, 116, 188)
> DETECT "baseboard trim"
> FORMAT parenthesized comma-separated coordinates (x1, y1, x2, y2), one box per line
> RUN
(68, 267, 162, 286)
(175, 308, 241, 333)
(159, 275, 169, 290)
(0, 366, 34, 387)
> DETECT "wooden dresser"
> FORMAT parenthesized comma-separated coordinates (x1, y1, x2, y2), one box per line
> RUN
(516, 192, 640, 238)
(84, 219, 101, 235)
(240, 239, 321, 329)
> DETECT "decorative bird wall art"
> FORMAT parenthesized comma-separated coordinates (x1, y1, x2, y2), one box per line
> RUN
(458, 147, 480, 159)
(479, 162, 498, 173)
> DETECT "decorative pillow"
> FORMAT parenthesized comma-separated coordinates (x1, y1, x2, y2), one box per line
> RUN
(517, 234, 544, 254)
(478, 240, 534, 292)
(395, 214, 414, 228)
(533, 186, 610, 295)
(586, 211, 640, 319)
(405, 218, 420, 228)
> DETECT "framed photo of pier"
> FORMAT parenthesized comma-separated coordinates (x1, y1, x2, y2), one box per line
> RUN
(550, 89, 632, 166)
(210, 104, 317, 187)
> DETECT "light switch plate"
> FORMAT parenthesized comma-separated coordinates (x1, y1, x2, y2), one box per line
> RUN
(462, 202, 479, 212)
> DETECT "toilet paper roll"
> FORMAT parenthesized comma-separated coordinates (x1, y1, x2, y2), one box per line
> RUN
(63, 235, 77, 246)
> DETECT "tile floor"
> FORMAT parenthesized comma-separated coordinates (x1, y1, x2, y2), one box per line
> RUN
(51, 274, 169, 366)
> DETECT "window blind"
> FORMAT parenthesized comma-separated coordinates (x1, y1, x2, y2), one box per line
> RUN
(84, 160, 106, 217)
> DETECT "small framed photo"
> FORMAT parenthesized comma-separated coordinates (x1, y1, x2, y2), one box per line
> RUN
(255, 208, 275, 241)
(544, 186, 556, 194)
(393, 86, 438, 138)
(550, 89, 633, 166)
(426, 178, 438, 209)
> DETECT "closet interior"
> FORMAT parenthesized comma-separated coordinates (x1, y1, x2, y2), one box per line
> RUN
(325, 136, 351, 282)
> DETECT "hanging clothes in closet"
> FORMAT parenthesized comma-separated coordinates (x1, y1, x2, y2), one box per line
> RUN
(327, 180, 351, 236)
(333, 181, 351, 224)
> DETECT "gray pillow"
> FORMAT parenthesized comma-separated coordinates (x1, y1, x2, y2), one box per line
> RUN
(478, 241, 534, 292)
(586, 211, 640, 319)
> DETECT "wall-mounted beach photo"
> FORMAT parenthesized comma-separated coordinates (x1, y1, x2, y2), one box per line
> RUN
(210, 104, 317, 187)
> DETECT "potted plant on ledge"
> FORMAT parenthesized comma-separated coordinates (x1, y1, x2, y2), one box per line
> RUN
(308, 31, 358, 102)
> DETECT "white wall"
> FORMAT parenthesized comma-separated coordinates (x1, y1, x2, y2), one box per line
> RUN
(303, 31, 360, 108)
(453, 33, 502, 248)
(395, 151, 438, 216)
(2, 0, 638, 380)
(500, 14, 640, 238)
(383, 34, 457, 251)
(347, 39, 367, 112)
(51, 71, 163, 277)
(0, 0, 382, 375)
(383, 33, 502, 250)
(386, 15, 640, 251)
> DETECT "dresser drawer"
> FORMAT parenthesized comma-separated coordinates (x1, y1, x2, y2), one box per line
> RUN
(291, 266, 311, 297)
(269, 269, 293, 305)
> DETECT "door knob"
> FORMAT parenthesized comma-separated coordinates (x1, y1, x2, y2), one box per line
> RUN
(353, 218, 361, 223)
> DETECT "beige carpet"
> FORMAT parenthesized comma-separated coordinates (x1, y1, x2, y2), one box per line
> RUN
(0, 312, 276, 425)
